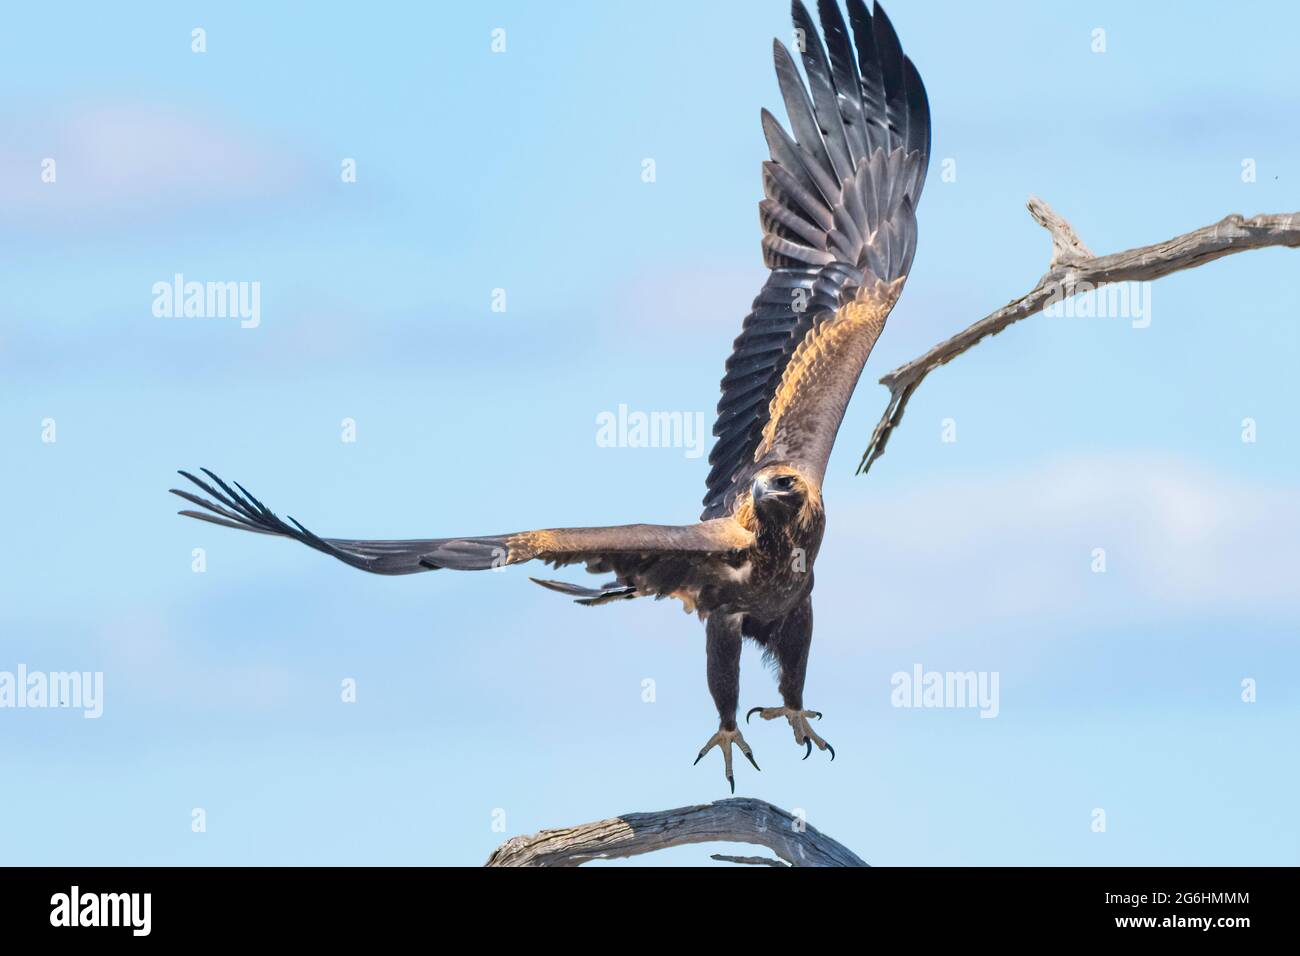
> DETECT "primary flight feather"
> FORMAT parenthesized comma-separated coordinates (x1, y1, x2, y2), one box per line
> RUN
(173, 0, 930, 792)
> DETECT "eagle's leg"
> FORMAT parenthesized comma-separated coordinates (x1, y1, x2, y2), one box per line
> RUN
(694, 612, 759, 792)
(745, 597, 834, 760)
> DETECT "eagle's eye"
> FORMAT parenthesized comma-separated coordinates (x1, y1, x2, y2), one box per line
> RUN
(773, 475, 797, 491)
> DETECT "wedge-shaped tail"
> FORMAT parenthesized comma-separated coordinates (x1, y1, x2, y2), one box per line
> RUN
(528, 578, 639, 606)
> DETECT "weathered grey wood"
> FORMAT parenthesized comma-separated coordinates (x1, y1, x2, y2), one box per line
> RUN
(710, 853, 789, 867)
(856, 201, 1300, 475)
(1027, 194, 1094, 267)
(484, 798, 867, 867)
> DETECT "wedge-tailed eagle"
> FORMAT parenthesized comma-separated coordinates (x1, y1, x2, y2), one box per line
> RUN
(173, 0, 929, 792)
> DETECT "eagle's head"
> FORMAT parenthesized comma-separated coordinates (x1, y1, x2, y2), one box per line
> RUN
(749, 464, 822, 531)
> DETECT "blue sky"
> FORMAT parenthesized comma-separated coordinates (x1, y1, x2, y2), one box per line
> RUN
(1, 0, 1297, 866)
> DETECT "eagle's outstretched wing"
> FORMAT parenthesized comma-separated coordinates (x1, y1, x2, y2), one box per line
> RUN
(172, 469, 753, 603)
(702, 0, 929, 520)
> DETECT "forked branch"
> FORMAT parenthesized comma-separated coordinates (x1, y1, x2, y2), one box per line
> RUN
(856, 199, 1300, 475)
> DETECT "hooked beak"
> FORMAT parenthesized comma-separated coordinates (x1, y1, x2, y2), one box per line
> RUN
(751, 476, 769, 504)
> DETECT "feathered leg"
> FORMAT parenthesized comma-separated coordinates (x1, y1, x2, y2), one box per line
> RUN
(694, 612, 759, 792)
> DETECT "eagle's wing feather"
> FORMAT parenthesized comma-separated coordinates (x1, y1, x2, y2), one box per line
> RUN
(172, 470, 753, 596)
(702, 0, 929, 519)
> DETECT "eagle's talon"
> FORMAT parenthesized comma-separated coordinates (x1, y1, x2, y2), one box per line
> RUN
(749, 706, 834, 761)
(694, 726, 759, 791)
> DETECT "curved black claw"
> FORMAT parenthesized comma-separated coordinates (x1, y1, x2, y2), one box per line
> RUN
(800, 736, 834, 761)
(742, 750, 761, 772)
(727, 774, 735, 794)
(809, 711, 823, 720)
(745, 706, 762, 724)
(692, 751, 707, 766)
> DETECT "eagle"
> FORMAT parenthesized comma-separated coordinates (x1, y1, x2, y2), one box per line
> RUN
(172, 0, 929, 792)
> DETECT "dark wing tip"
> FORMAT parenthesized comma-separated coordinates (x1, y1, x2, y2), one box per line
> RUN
(871, 0, 898, 34)
(176, 509, 259, 532)
(172, 467, 289, 538)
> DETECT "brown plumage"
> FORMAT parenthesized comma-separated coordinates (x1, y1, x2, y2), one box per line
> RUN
(170, 0, 929, 792)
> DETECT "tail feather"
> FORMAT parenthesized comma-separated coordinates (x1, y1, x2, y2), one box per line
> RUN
(530, 577, 639, 606)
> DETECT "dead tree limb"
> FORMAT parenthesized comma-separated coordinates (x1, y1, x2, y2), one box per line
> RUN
(483, 798, 866, 867)
(856, 200, 1300, 475)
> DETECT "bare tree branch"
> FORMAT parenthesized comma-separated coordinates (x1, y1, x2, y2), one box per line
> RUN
(710, 853, 789, 867)
(856, 200, 1300, 475)
(483, 798, 867, 867)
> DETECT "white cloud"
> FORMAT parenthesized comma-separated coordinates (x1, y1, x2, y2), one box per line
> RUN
(0, 103, 305, 221)
(815, 452, 1300, 647)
